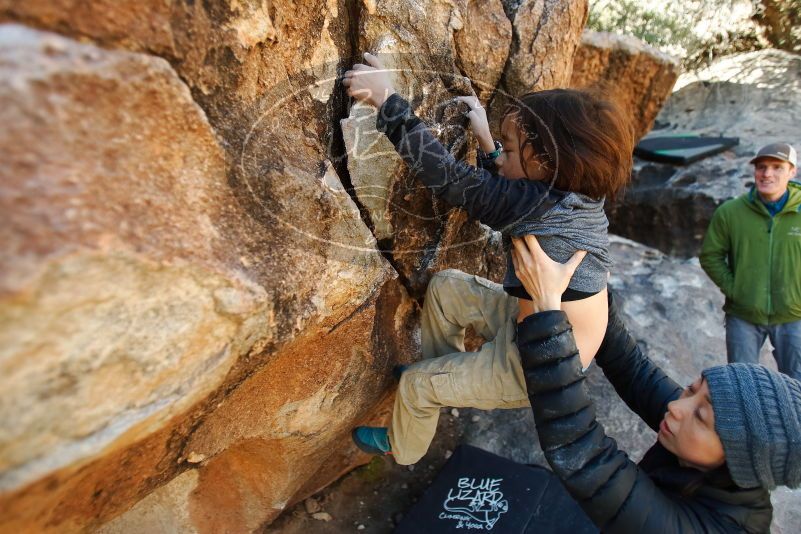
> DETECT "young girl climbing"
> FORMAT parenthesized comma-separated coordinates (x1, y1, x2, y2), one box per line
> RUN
(342, 52, 634, 465)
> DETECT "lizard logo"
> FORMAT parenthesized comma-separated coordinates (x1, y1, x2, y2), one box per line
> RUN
(438, 477, 509, 530)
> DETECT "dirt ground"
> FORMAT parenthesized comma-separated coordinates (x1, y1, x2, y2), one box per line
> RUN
(266, 408, 469, 533)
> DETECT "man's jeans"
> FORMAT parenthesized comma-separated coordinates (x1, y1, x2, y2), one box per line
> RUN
(725, 314, 801, 380)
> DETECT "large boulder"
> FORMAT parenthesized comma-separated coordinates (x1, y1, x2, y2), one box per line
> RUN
(0, 0, 590, 532)
(0, 23, 414, 533)
(607, 49, 801, 257)
(570, 30, 680, 141)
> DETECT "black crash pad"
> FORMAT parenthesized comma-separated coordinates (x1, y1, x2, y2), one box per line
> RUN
(394, 445, 597, 533)
(634, 135, 739, 165)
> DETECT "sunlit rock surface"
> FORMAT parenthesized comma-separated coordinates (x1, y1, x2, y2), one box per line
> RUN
(0, 1, 588, 531)
(0, 22, 400, 534)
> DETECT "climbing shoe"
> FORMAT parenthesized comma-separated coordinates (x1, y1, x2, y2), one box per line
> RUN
(351, 426, 391, 455)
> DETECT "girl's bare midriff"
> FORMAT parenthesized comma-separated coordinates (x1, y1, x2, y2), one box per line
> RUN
(517, 288, 608, 369)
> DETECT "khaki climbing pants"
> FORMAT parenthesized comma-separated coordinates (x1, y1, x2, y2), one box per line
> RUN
(388, 269, 530, 465)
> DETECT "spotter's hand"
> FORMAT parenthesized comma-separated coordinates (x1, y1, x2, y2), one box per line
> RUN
(511, 235, 587, 314)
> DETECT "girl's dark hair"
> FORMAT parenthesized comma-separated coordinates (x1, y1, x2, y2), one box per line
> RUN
(503, 88, 634, 200)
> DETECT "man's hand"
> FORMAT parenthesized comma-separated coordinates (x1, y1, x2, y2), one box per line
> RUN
(343, 52, 396, 108)
(511, 235, 587, 314)
(454, 95, 495, 153)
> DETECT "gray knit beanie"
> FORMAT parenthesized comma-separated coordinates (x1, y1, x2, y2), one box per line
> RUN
(702, 363, 801, 489)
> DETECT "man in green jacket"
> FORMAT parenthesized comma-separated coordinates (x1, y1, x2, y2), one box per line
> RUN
(700, 143, 801, 379)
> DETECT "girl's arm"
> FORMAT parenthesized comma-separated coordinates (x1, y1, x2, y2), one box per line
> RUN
(376, 93, 549, 231)
(476, 142, 502, 172)
(460, 95, 502, 173)
(342, 54, 550, 231)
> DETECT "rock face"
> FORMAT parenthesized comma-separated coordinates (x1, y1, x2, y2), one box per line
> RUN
(486, 0, 588, 132)
(0, 1, 588, 532)
(607, 49, 801, 257)
(453, 0, 513, 103)
(495, 0, 588, 97)
(570, 30, 680, 141)
(0, 24, 250, 489)
(0, 22, 408, 534)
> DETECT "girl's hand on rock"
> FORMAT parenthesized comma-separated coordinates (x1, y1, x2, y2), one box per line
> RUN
(343, 52, 396, 108)
(511, 235, 586, 314)
(454, 95, 494, 153)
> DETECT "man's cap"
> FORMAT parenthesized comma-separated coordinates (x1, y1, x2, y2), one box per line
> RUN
(749, 142, 797, 166)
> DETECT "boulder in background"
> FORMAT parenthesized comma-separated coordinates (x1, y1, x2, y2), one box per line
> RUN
(571, 30, 680, 141)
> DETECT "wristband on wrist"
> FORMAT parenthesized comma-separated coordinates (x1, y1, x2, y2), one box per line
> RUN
(484, 140, 502, 160)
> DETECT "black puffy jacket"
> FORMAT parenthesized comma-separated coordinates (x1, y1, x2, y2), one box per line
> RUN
(516, 293, 773, 533)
